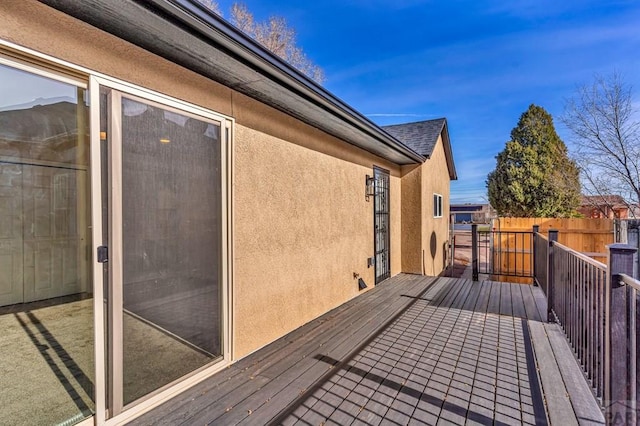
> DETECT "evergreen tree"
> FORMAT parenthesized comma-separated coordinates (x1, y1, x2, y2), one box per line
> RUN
(487, 104, 581, 217)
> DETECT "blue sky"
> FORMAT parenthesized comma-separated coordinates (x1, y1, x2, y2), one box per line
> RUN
(214, 0, 640, 203)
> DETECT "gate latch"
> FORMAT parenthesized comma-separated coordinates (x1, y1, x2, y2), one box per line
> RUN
(97, 246, 109, 263)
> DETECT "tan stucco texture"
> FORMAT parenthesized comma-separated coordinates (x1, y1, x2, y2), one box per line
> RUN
(2, 0, 452, 360)
(421, 136, 451, 276)
(401, 165, 423, 274)
(233, 123, 384, 357)
(231, 92, 403, 357)
(399, 136, 452, 277)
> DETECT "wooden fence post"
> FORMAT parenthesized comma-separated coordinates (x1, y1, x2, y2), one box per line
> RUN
(532, 225, 539, 287)
(605, 243, 637, 424)
(472, 224, 478, 281)
(547, 230, 558, 322)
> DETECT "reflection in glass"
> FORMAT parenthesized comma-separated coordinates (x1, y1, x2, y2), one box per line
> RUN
(118, 95, 222, 404)
(0, 64, 94, 424)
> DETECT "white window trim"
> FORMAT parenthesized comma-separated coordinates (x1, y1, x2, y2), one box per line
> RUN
(434, 193, 443, 218)
(0, 50, 87, 88)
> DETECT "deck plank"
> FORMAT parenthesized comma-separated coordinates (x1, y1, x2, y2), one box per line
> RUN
(510, 284, 528, 319)
(200, 277, 438, 425)
(531, 285, 549, 322)
(461, 280, 482, 313)
(486, 281, 502, 315)
(499, 281, 513, 317)
(129, 275, 604, 426)
(473, 281, 492, 314)
(430, 277, 462, 308)
(520, 284, 542, 322)
(544, 323, 605, 425)
(140, 275, 430, 424)
(254, 279, 446, 425)
(448, 278, 473, 310)
(528, 321, 578, 426)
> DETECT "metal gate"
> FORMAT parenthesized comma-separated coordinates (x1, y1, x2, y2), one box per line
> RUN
(471, 225, 534, 281)
(374, 167, 390, 284)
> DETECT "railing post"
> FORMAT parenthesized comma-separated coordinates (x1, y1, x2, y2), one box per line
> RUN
(472, 224, 478, 281)
(605, 243, 637, 424)
(614, 219, 628, 244)
(532, 225, 539, 286)
(547, 229, 558, 322)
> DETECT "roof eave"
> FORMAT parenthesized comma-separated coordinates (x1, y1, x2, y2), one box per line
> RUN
(39, 0, 425, 165)
(440, 120, 458, 180)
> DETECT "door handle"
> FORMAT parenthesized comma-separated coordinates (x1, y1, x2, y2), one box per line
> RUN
(97, 245, 108, 263)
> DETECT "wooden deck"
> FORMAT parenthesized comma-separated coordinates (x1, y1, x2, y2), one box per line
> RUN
(131, 274, 604, 425)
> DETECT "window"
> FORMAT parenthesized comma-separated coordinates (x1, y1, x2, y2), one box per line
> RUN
(434, 193, 443, 218)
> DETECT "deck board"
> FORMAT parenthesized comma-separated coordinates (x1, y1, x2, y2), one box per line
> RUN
(153, 275, 432, 424)
(487, 281, 502, 315)
(166, 276, 422, 418)
(461, 279, 482, 312)
(531, 284, 549, 322)
(544, 323, 605, 425)
(131, 274, 602, 426)
(473, 280, 492, 314)
(529, 321, 579, 426)
(449, 277, 473, 310)
(521, 284, 542, 322)
(510, 284, 528, 319)
(188, 276, 437, 425)
(499, 281, 513, 317)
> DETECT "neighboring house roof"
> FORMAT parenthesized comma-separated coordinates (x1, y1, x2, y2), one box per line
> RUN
(382, 118, 457, 180)
(0, 101, 79, 143)
(581, 195, 627, 208)
(41, 0, 426, 165)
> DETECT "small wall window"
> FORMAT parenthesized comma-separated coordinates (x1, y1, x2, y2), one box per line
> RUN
(434, 194, 443, 218)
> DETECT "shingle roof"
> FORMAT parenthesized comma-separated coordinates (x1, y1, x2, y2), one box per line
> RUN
(382, 118, 446, 157)
(581, 195, 627, 207)
(382, 118, 457, 180)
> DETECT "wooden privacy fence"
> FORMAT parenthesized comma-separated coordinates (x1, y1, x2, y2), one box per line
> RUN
(496, 217, 614, 260)
(488, 217, 615, 283)
(534, 231, 640, 425)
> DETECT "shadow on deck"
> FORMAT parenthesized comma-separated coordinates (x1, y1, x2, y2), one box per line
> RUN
(131, 274, 604, 426)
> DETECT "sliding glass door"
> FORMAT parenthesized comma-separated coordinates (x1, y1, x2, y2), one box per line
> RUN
(0, 61, 94, 425)
(0, 57, 230, 424)
(97, 84, 229, 417)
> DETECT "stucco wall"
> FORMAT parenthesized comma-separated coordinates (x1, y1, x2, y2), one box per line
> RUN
(421, 136, 452, 276)
(390, 176, 402, 277)
(400, 137, 452, 277)
(1, 0, 406, 359)
(400, 165, 423, 274)
(232, 91, 402, 357)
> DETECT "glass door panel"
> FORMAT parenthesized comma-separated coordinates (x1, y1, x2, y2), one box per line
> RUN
(102, 88, 224, 413)
(0, 62, 94, 425)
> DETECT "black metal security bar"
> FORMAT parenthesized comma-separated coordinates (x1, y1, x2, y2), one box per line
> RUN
(373, 167, 390, 284)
